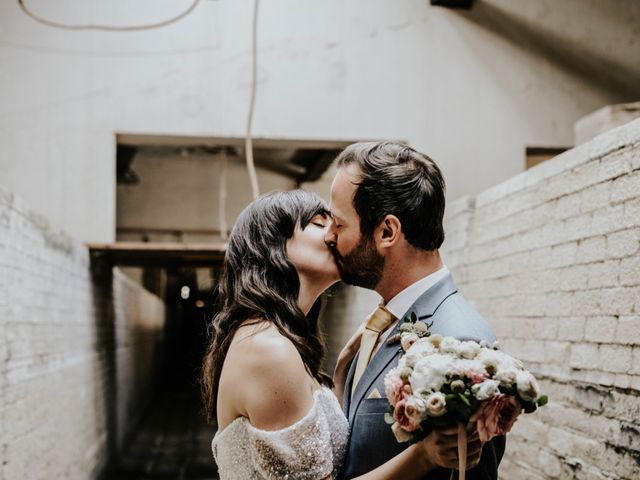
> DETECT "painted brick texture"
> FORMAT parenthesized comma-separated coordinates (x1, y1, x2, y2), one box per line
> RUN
(441, 119, 640, 479)
(0, 187, 165, 480)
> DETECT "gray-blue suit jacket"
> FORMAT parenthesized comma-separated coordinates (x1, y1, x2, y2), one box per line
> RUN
(339, 273, 506, 479)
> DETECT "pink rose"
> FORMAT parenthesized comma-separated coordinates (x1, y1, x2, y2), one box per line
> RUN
(400, 384, 412, 400)
(471, 372, 489, 384)
(471, 394, 521, 442)
(384, 368, 404, 406)
(393, 399, 421, 432)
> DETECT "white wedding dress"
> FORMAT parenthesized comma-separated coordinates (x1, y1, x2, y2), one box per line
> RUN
(212, 387, 349, 480)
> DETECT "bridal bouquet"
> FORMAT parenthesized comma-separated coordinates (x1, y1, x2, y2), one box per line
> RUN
(384, 314, 547, 477)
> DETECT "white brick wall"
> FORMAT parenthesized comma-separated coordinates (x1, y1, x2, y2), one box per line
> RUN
(441, 118, 640, 479)
(0, 186, 165, 480)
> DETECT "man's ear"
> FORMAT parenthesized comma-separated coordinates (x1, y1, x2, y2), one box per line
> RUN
(375, 215, 401, 250)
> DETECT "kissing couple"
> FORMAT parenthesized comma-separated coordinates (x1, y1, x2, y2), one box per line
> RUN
(202, 142, 505, 479)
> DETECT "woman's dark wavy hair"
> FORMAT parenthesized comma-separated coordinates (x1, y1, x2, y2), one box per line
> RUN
(335, 141, 446, 251)
(201, 190, 334, 423)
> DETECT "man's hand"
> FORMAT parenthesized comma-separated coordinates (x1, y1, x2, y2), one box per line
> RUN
(416, 425, 484, 471)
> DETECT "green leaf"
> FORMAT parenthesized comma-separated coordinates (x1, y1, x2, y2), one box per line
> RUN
(537, 395, 549, 407)
(458, 393, 471, 406)
(445, 393, 457, 405)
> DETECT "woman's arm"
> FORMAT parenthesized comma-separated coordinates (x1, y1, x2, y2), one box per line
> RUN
(352, 425, 483, 480)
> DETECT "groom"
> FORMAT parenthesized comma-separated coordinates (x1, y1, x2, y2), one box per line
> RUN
(326, 142, 505, 479)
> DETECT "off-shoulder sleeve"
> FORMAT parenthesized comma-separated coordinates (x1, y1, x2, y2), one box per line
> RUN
(245, 395, 335, 480)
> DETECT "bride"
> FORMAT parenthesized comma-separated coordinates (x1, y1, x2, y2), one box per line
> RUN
(201, 190, 482, 480)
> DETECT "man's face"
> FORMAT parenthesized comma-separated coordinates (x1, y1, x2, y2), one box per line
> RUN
(325, 164, 384, 289)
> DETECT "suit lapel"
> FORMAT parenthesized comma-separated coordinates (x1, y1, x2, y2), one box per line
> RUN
(348, 326, 403, 425)
(409, 273, 458, 327)
(342, 352, 358, 417)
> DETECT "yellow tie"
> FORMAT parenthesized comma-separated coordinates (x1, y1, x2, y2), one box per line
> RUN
(351, 304, 395, 396)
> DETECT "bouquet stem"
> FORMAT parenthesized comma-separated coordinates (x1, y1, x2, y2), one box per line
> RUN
(458, 422, 467, 480)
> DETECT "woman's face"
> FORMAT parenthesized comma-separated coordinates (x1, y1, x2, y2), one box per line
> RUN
(287, 213, 340, 287)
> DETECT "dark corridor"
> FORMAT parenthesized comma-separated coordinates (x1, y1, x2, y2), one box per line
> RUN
(99, 260, 221, 480)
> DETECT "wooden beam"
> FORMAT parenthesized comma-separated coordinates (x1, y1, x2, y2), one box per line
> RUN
(116, 133, 368, 151)
(88, 241, 226, 267)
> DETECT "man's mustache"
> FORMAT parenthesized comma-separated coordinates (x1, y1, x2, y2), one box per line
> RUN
(327, 245, 343, 261)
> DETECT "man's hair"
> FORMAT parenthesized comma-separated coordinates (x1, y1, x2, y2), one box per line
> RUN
(335, 141, 446, 251)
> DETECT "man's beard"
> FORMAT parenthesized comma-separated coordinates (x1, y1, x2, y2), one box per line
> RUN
(334, 236, 384, 289)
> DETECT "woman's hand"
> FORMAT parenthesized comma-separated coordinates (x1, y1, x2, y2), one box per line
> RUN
(416, 425, 483, 471)
(332, 321, 366, 405)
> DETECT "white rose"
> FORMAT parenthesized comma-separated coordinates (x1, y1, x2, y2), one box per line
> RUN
(403, 339, 436, 368)
(410, 354, 454, 392)
(405, 396, 428, 424)
(494, 368, 518, 388)
(455, 340, 482, 359)
(397, 356, 407, 369)
(471, 379, 500, 401)
(477, 349, 518, 372)
(516, 371, 540, 402)
(439, 337, 461, 355)
(424, 392, 447, 417)
(451, 358, 487, 379)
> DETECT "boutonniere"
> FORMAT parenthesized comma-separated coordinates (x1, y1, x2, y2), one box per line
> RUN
(387, 312, 434, 350)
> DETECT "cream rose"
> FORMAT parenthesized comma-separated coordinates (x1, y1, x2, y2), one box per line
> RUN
(428, 333, 443, 348)
(494, 368, 518, 388)
(516, 371, 540, 402)
(424, 392, 447, 417)
(401, 332, 420, 351)
(405, 396, 428, 424)
(391, 422, 415, 443)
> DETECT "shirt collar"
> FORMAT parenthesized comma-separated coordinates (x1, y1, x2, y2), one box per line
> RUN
(384, 266, 449, 320)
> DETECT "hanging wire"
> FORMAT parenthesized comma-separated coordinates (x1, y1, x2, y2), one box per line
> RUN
(244, 0, 260, 200)
(218, 148, 229, 241)
(17, 0, 201, 31)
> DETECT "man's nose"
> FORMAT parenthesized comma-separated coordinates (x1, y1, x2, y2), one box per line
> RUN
(324, 222, 337, 247)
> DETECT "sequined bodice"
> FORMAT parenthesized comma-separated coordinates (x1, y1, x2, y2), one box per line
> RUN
(212, 387, 349, 480)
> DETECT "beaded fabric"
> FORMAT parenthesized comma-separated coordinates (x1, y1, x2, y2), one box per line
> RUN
(212, 387, 349, 480)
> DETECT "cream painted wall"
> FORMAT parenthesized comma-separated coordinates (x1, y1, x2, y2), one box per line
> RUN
(1, 0, 638, 242)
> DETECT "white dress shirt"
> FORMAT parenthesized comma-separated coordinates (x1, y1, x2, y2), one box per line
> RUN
(375, 266, 450, 350)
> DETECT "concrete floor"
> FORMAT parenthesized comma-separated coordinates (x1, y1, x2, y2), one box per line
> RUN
(106, 387, 218, 480)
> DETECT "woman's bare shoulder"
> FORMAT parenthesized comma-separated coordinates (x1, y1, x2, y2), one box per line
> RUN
(224, 321, 316, 430)
(230, 321, 305, 376)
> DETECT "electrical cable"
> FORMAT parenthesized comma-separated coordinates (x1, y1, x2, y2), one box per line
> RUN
(218, 149, 229, 241)
(244, 0, 260, 200)
(17, 0, 201, 31)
